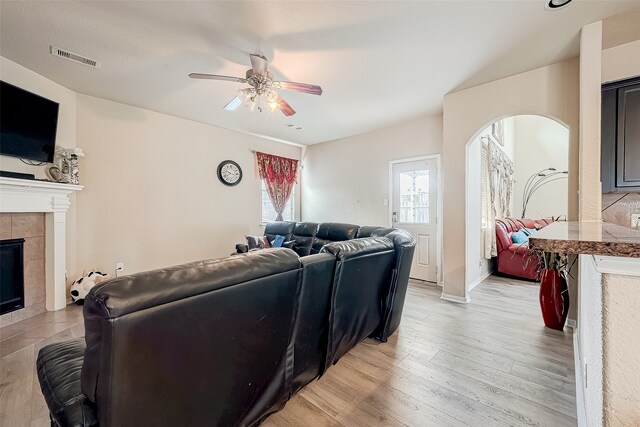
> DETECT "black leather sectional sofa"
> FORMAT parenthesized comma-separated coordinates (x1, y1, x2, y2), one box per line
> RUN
(36, 222, 415, 427)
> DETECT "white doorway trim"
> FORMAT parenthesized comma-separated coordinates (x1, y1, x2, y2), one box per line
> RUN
(388, 154, 443, 286)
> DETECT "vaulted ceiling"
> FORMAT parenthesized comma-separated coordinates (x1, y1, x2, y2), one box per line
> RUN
(1, 1, 639, 145)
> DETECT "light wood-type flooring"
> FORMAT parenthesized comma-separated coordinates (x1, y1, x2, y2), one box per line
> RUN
(1, 276, 576, 426)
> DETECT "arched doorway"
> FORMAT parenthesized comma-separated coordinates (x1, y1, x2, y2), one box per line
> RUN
(465, 115, 569, 290)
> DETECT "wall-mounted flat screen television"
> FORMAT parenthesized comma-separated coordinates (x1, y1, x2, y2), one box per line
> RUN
(0, 81, 59, 163)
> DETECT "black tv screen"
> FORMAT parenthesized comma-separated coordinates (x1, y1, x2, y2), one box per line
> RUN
(0, 81, 59, 163)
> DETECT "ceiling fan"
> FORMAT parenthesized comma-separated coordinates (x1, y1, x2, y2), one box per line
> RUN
(189, 54, 322, 117)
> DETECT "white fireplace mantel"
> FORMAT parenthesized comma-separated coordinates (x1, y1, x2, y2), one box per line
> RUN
(0, 177, 83, 311)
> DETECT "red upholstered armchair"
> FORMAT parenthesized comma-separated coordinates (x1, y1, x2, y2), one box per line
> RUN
(495, 218, 553, 280)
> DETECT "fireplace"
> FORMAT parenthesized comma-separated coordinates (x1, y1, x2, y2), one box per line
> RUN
(0, 238, 25, 315)
(0, 177, 82, 314)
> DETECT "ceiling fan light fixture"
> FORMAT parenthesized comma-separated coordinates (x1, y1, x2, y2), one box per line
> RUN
(546, 0, 573, 10)
(237, 88, 253, 102)
(266, 89, 278, 103)
(190, 53, 321, 117)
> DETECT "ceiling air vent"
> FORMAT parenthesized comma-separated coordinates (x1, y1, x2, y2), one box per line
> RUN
(50, 46, 101, 68)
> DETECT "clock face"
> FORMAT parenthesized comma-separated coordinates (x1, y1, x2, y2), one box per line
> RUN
(217, 160, 242, 186)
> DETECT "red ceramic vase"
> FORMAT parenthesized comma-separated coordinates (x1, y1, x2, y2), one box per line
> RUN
(539, 269, 569, 331)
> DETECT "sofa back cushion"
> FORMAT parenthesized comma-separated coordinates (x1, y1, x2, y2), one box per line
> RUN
(368, 229, 416, 341)
(292, 253, 335, 393)
(264, 221, 296, 244)
(292, 222, 318, 256)
(311, 222, 360, 254)
(321, 237, 394, 367)
(356, 226, 395, 238)
(82, 249, 301, 427)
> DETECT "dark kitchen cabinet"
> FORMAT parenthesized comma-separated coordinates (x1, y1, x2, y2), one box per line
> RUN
(602, 76, 640, 192)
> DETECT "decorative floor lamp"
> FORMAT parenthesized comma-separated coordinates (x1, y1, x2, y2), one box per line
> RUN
(521, 168, 568, 218)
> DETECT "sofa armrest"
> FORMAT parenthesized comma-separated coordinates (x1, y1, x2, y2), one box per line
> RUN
(37, 339, 98, 427)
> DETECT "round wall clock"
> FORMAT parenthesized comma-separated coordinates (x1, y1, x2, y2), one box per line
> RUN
(217, 160, 243, 186)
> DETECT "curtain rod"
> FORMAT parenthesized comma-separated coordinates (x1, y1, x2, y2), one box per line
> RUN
(250, 149, 302, 168)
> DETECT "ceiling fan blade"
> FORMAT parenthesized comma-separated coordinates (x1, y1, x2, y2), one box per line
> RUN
(189, 73, 247, 83)
(249, 54, 268, 77)
(277, 97, 296, 116)
(272, 81, 323, 96)
(224, 96, 243, 111)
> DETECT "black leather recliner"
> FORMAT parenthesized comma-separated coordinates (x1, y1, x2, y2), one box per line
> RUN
(243, 221, 416, 341)
(37, 226, 415, 427)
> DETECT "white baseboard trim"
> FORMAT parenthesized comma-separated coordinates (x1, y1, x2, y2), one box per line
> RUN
(441, 292, 471, 304)
(467, 271, 492, 293)
(567, 318, 577, 329)
(573, 331, 587, 427)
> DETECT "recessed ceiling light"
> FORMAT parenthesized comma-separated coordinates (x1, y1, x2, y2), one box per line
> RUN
(284, 123, 295, 127)
(546, 0, 573, 10)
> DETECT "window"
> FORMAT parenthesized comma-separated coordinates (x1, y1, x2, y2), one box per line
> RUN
(398, 170, 430, 224)
(481, 139, 489, 228)
(261, 181, 295, 223)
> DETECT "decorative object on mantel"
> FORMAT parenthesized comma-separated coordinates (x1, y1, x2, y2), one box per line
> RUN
(56, 147, 84, 185)
(255, 151, 298, 221)
(521, 167, 568, 218)
(45, 165, 61, 182)
(537, 251, 571, 331)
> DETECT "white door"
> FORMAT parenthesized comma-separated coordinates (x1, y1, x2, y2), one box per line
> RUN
(391, 158, 438, 282)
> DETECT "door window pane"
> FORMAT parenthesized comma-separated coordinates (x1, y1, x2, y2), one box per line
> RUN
(399, 170, 430, 223)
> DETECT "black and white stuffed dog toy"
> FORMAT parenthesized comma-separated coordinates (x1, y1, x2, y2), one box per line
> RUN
(70, 270, 111, 304)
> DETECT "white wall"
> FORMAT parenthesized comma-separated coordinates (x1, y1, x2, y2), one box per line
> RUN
(578, 254, 603, 427)
(602, 39, 640, 83)
(501, 116, 516, 165)
(465, 136, 491, 288)
(442, 58, 580, 301)
(75, 94, 301, 276)
(0, 56, 80, 287)
(302, 114, 442, 225)
(513, 115, 569, 220)
(579, 21, 603, 222)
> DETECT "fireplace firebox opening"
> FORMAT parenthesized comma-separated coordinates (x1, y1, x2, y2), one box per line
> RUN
(1, 238, 26, 315)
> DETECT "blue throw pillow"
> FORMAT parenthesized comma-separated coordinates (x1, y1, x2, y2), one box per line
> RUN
(272, 235, 285, 248)
(526, 227, 538, 235)
(512, 230, 529, 244)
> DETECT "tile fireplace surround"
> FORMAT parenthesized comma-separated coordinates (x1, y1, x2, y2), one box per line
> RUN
(0, 177, 82, 319)
(0, 213, 46, 326)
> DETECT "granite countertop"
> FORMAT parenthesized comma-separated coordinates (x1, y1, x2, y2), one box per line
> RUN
(529, 221, 640, 258)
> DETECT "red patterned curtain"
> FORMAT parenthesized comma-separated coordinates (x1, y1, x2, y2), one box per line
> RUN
(255, 152, 298, 221)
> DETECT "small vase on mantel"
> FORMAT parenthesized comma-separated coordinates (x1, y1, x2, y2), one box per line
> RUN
(538, 252, 570, 331)
(56, 147, 84, 185)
